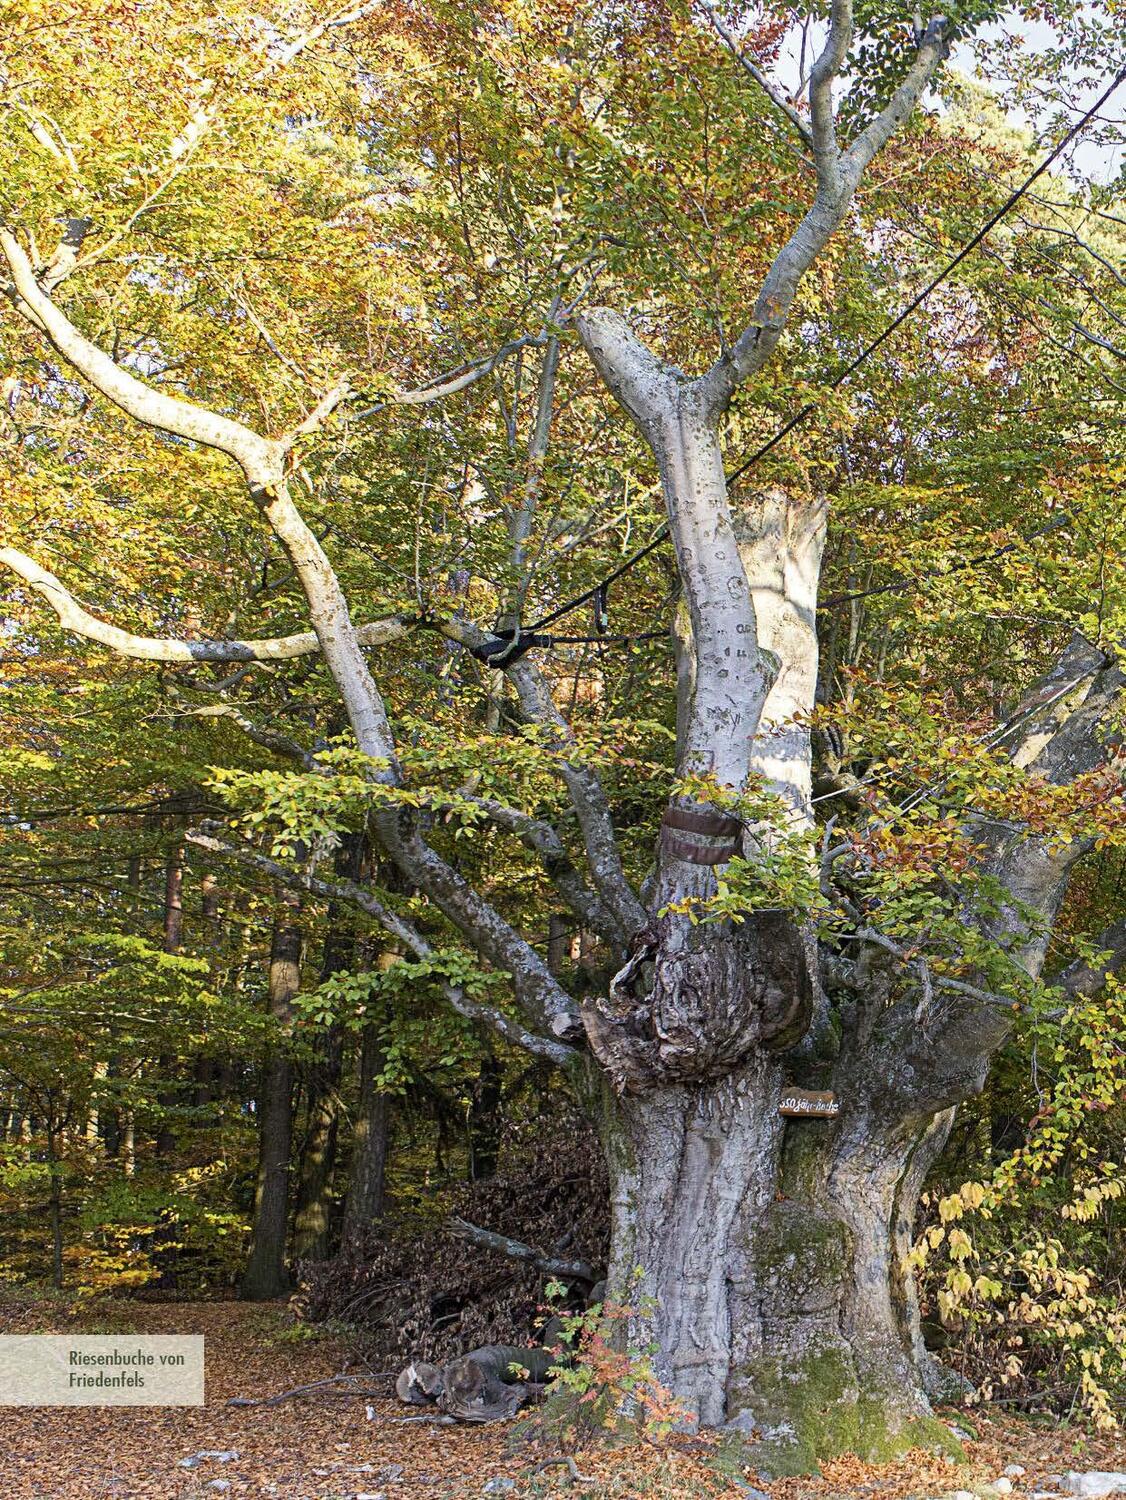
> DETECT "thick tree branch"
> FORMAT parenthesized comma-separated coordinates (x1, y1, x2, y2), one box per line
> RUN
(845, 637, 1125, 1117)
(463, 796, 619, 944)
(843, 18, 954, 178)
(375, 814, 584, 1041)
(1059, 918, 1126, 997)
(574, 308, 679, 439)
(186, 829, 577, 1067)
(2, 228, 401, 769)
(0, 547, 410, 662)
(807, 0, 853, 193)
(496, 658, 646, 944)
(2, 237, 583, 1050)
(438, 614, 644, 944)
(2, 229, 278, 478)
(179, 704, 326, 771)
(696, 6, 951, 413)
(349, 332, 551, 421)
(447, 1217, 596, 1282)
(287, 381, 355, 443)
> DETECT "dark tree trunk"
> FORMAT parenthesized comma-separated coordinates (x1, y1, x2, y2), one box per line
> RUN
(103, 1054, 121, 1159)
(340, 1020, 389, 1253)
(292, 837, 364, 1260)
(547, 913, 570, 975)
(151, 847, 186, 1291)
(291, 1026, 343, 1260)
(467, 1050, 503, 1182)
(45, 1118, 64, 1291)
(240, 900, 302, 1300)
(155, 846, 184, 1158)
(192, 872, 222, 1111)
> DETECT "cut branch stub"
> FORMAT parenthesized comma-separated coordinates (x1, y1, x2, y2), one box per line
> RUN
(395, 1361, 443, 1406)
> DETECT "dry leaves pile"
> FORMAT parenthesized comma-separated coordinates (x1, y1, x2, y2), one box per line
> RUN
(1, 1299, 1121, 1499)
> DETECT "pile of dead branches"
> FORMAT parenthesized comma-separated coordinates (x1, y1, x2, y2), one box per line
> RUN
(296, 1119, 608, 1366)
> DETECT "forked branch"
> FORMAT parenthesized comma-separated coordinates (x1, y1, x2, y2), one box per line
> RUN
(697, 0, 952, 412)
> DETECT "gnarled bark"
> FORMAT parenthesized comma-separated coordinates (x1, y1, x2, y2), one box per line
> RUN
(585, 1052, 959, 1473)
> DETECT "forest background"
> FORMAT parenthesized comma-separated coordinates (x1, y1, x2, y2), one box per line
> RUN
(1, 0, 1125, 1468)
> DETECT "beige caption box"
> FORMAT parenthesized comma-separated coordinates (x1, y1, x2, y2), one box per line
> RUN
(0, 1335, 204, 1406)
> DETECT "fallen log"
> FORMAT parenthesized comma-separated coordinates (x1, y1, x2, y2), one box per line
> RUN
(395, 1230, 603, 1424)
(396, 1341, 561, 1423)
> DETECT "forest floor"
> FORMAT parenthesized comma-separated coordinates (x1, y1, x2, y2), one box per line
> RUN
(1, 1297, 1122, 1500)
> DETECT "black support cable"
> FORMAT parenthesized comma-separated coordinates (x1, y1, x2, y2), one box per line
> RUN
(527, 62, 1126, 638)
(483, 512, 1074, 658)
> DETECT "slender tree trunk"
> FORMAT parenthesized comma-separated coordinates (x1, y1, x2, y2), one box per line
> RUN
(467, 1050, 503, 1181)
(121, 1110, 135, 1176)
(86, 1061, 107, 1145)
(547, 913, 569, 975)
(339, 1020, 389, 1253)
(292, 837, 364, 1260)
(290, 1032, 342, 1260)
(45, 1118, 64, 1291)
(103, 1096, 121, 1159)
(152, 846, 185, 1289)
(193, 872, 221, 1110)
(240, 898, 302, 1300)
(155, 846, 183, 1157)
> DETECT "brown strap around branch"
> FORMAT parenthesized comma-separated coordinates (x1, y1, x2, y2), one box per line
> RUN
(661, 806, 744, 840)
(660, 832, 740, 866)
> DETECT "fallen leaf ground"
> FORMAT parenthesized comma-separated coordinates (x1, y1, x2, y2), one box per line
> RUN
(1, 1298, 1121, 1499)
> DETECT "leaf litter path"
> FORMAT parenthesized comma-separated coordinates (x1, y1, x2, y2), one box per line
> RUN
(1, 1299, 1121, 1499)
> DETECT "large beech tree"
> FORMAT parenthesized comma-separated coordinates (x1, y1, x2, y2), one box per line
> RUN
(3, 0, 1125, 1470)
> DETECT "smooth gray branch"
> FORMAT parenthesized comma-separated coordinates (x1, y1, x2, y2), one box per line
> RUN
(447, 1217, 596, 1282)
(186, 829, 577, 1067)
(0, 547, 410, 663)
(700, 4, 813, 146)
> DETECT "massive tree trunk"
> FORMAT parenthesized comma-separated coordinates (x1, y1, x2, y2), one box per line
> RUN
(580, 641, 1121, 1470)
(584, 1047, 960, 1473)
